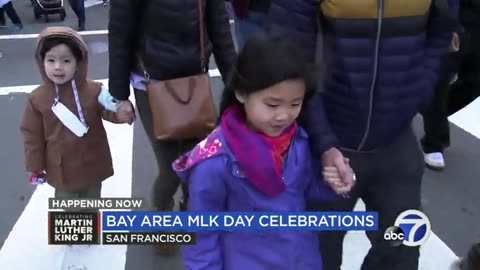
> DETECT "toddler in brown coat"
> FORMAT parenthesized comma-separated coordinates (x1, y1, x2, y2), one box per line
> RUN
(20, 27, 131, 200)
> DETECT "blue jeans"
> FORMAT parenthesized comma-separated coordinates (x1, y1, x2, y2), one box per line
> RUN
(0, 2, 22, 25)
(68, 0, 85, 24)
(234, 11, 267, 50)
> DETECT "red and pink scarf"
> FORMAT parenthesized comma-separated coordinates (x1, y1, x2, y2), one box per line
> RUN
(221, 105, 297, 197)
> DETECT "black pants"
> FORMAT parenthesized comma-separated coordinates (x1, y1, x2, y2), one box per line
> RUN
(135, 90, 200, 211)
(0, 2, 22, 25)
(421, 53, 457, 153)
(309, 128, 424, 270)
(449, 29, 480, 114)
(67, 0, 85, 24)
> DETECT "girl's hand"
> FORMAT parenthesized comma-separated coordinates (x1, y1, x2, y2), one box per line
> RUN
(322, 166, 355, 195)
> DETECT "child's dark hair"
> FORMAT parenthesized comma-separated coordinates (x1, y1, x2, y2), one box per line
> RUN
(219, 30, 316, 116)
(39, 36, 83, 62)
(460, 243, 480, 270)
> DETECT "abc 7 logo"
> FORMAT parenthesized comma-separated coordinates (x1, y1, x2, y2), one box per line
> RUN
(384, 210, 431, 247)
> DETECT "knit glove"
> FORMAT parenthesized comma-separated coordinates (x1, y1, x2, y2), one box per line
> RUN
(29, 171, 47, 185)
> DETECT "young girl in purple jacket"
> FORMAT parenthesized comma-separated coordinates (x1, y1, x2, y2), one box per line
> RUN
(172, 31, 353, 270)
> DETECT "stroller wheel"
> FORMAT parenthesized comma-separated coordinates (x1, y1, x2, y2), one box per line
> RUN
(60, 9, 66, 21)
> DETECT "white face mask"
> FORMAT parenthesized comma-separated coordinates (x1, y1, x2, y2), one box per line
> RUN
(51, 80, 89, 137)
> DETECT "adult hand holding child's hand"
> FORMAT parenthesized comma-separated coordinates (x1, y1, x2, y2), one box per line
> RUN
(116, 100, 136, 125)
(321, 147, 356, 196)
(322, 156, 356, 196)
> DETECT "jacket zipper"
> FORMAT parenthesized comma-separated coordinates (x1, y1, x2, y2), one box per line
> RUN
(281, 139, 294, 183)
(357, 0, 384, 151)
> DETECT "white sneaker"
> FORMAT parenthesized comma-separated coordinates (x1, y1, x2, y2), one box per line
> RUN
(424, 152, 445, 169)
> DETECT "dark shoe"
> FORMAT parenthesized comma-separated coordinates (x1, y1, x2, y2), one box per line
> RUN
(179, 199, 188, 212)
(78, 22, 85, 31)
(154, 243, 178, 256)
(151, 200, 178, 256)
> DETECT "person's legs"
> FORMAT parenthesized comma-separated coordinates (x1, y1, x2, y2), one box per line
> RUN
(55, 188, 80, 199)
(311, 149, 373, 270)
(55, 184, 102, 250)
(67, 0, 85, 30)
(361, 128, 423, 270)
(421, 54, 454, 169)
(55, 183, 102, 205)
(449, 30, 480, 114)
(76, 0, 85, 28)
(134, 89, 200, 254)
(134, 89, 180, 255)
(314, 197, 357, 269)
(79, 182, 102, 199)
(55, 182, 102, 211)
(135, 90, 181, 211)
(2, 1, 22, 31)
(149, 137, 197, 212)
(0, 7, 6, 27)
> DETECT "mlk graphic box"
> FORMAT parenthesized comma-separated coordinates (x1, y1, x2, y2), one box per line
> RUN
(48, 211, 101, 245)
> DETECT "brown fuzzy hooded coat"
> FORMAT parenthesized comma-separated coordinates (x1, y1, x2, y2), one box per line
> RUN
(20, 27, 120, 192)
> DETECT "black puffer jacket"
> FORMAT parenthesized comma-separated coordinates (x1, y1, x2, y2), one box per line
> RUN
(108, 0, 236, 100)
(460, 0, 480, 30)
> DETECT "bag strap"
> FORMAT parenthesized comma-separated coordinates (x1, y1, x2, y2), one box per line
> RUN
(198, 0, 207, 73)
(139, 0, 207, 83)
(138, 55, 150, 83)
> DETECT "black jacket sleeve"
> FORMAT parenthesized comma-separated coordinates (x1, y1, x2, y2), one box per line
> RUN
(108, 0, 143, 100)
(298, 92, 338, 158)
(206, 0, 237, 82)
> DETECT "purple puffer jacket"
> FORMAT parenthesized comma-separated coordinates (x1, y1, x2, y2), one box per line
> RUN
(269, 0, 459, 154)
(172, 127, 338, 270)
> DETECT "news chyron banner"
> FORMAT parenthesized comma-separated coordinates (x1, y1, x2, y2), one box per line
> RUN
(48, 211, 100, 245)
(47, 198, 380, 246)
(48, 198, 195, 245)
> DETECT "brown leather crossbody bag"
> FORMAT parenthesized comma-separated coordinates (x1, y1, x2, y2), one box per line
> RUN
(138, 0, 217, 140)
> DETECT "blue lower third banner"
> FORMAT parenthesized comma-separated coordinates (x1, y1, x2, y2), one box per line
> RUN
(101, 211, 378, 231)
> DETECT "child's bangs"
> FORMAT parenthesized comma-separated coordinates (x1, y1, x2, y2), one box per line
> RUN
(234, 30, 312, 93)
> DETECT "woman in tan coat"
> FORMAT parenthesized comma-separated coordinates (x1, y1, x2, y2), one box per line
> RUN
(20, 27, 122, 199)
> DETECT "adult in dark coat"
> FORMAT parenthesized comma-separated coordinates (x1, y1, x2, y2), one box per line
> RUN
(105, 0, 236, 255)
(268, 0, 459, 269)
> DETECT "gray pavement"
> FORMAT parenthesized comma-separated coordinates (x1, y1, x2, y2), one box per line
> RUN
(0, 2, 479, 270)
(413, 117, 480, 255)
(5, 0, 110, 34)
